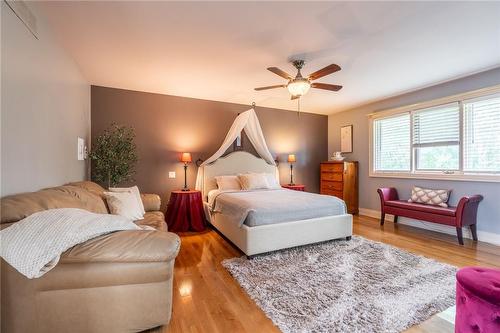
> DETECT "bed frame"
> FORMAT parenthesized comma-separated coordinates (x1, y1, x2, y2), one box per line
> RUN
(202, 151, 353, 257)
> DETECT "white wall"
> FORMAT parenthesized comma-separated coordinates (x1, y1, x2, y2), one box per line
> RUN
(1, 2, 90, 196)
(328, 68, 500, 243)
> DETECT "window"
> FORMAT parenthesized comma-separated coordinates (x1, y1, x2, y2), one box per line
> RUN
(413, 103, 460, 171)
(373, 114, 410, 172)
(370, 89, 500, 181)
(464, 95, 500, 172)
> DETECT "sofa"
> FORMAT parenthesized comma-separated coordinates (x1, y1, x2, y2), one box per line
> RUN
(1, 181, 180, 333)
(377, 187, 483, 245)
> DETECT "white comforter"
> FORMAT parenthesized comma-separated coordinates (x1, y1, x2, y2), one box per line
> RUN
(208, 189, 347, 227)
(0, 208, 140, 279)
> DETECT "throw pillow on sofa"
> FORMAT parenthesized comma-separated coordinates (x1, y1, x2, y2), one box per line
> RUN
(109, 185, 146, 215)
(408, 186, 451, 207)
(103, 191, 144, 220)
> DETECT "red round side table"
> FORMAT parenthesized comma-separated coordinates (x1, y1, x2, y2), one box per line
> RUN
(165, 190, 206, 232)
(282, 184, 306, 191)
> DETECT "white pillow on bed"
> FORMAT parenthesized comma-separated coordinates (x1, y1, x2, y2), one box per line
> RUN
(238, 173, 269, 190)
(264, 173, 281, 189)
(215, 175, 242, 190)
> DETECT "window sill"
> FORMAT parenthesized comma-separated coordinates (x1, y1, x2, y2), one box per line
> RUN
(369, 172, 500, 183)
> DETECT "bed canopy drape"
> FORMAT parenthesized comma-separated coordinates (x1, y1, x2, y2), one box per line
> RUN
(195, 108, 276, 191)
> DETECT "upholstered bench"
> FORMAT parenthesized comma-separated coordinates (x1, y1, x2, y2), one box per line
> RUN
(455, 267, 500, 333)
(377, 187, 483, 245)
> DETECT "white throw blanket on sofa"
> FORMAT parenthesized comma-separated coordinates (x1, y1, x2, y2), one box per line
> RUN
(0, 208, 140, 279)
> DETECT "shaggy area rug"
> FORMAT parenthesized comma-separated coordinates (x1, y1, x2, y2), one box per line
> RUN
(222, 236, 457, 333)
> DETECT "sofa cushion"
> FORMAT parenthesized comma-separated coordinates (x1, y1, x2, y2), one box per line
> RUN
(1, 185, 108, 224)
(385, 200, 456, 216)
(60, 230, 180, 264)
(65, 180, 106, 195)
(140, 193, 161, 212)
(136, 211, 167, 231)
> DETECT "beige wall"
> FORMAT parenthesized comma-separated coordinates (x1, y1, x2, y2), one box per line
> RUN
(1, 2, 90, 196)
(91, 86, 328, 209)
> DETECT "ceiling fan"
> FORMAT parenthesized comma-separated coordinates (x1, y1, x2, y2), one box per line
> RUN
(254, 60, 342, 100)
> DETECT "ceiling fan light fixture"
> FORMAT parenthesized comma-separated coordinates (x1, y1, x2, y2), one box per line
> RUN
(287, 79, 311, 97)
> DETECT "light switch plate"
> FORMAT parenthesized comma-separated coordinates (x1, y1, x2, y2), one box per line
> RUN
(168, 171, 176, 179)
(77, 137, 85, 160)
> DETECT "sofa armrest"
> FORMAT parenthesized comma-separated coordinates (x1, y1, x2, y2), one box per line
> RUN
(377, 187, 399, 203)
(61, 230, 180, 264)
(141, 193, 161, 212)
(456, 195, 483, 227)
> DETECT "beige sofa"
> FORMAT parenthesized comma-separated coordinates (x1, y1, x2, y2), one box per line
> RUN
(1, 181, 180, 333)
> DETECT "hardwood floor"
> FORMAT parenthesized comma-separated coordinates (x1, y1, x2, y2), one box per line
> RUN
(153, 215, 500, 333)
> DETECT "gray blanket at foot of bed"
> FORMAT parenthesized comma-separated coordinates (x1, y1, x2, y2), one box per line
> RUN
(209, 189, 347, 227)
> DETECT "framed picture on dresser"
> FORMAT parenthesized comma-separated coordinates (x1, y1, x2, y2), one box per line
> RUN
(340, 125, 353, 153)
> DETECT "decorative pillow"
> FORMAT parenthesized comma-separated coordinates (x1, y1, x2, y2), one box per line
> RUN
(109, 185, 145, 215)
(215, 175, 241, 191)
(238, 173, 269, 190)
(103, 191, 144, 220)
(264, 173, 281, 189)
(408, 186, 451, 207)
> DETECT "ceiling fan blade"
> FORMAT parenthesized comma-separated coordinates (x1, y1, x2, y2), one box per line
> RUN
(291, 95, 300, 100)
(308, 64, 341, 80)
(254, 84, 286, 91)
(311, 83, 343, 91)
(267, 67, 293, 80)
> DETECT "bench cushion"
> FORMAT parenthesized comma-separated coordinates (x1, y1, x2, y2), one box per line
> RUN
(385, 200, 456, 217)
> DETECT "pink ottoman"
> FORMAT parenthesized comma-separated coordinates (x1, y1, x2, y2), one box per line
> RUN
(455, 267, 500, 333)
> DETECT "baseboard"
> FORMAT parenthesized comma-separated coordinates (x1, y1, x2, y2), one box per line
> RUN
(358, 208, 500, 246)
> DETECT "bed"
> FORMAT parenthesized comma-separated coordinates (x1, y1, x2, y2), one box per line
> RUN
(201, 151, 353, 257)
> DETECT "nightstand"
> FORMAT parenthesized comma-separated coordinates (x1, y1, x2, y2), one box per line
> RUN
(282, 184, 306, 191)
(165, 190, 206, 232)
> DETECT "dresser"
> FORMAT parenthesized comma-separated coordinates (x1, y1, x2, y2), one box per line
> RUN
(320, 161, 359, 214)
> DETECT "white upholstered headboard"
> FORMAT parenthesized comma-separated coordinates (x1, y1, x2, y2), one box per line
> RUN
(202, 151, 278, 200)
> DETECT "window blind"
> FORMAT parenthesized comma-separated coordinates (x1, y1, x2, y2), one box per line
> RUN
(373, 113, 411, 171)
(464, 95, 500, 173)
(412, 102, 460, 146)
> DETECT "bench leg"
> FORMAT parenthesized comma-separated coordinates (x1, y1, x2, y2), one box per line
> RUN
(470, 224, 478, 241)
(380, 213, 385, 226)
(456, 227, 464, 245)
(393, 215, 398, 224)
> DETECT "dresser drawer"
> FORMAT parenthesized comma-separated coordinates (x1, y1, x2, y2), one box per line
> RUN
(321, 163, 344, 173)
(321, 189, 343, 199)
(321, 172, 343, 182)
(321, 181, 343, 192)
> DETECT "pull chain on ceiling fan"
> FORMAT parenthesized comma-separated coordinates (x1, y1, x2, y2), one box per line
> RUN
(255, 60, 343, 100)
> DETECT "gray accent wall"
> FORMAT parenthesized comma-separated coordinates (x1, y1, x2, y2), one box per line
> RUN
(328, 67, 500, 235)
(91, 86, 327, 210)
(1, 2, 90, 196)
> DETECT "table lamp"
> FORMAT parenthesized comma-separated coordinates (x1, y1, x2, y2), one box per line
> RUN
(180, 152, 192, 191)
(287, 154, 296, 185)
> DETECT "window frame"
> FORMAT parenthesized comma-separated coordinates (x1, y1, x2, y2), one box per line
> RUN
(369, 84, 500, 183)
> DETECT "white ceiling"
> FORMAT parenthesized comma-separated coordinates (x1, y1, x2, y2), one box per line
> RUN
(37, 1, 500, 115)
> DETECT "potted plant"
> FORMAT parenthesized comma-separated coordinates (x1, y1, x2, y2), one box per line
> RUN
(89, 124, 138, 188)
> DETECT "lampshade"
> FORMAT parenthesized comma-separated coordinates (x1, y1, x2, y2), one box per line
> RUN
(287, 154, 296, 163)
(180, 152, 192, 163)
(287, 79, 311, 97)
